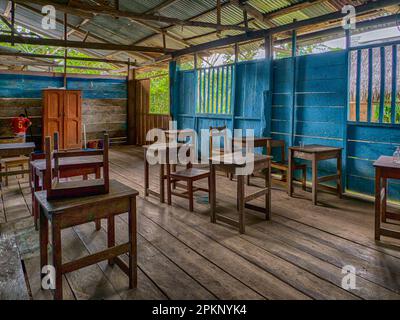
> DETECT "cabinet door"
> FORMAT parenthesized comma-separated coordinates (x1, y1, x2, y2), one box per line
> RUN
(63, 90, 82, 150)
(43, 90, 64, 149)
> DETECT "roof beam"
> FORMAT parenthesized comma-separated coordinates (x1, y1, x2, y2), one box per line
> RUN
(0, 47, 135, 65)
(172, 0, 399, 58)
(15, 0, 251, 32)
(0, 35, 174, 53)
(231, 0, 276, 27)
(263, 0, 328, 21)
(16, 3, 155, 62)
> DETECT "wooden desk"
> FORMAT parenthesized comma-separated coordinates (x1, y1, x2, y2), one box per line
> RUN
(30, 156, 104, 230)
(373, 156, 400, 241)
(0, 142, 35, 183)
(209, 152, 272, 234)
(35, 179, 138, 300)
(288, 145, 342, 205)
(143, 143, 187, 203)
(233, 136, 272, 150)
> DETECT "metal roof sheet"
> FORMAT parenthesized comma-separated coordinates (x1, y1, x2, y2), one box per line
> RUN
(0, 0, 395, 68)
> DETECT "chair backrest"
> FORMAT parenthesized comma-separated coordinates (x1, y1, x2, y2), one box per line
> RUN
(44, 132, 110, 199)
(209, 125, 230, 156)
(267, 139, 286, 162)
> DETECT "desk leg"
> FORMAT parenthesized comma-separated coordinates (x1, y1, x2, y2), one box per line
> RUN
(128, 196, 137, 289)
(39, 206, 48, 282)
(52, 219, 62, 300)
(94, 170, 101, 231)
(34, 172, 40, 230)
(375, 168, 381, 241)
(265, 161, 271, 220)
(144, 151, 149, 197)
(210, 164, 216, 223)
(382, 178, 387, 223)
(108, 215, 115, 266)
(238, 175, 245, 234)
(160, 164, 165, 203)
(312, 155, 318, 205)
(337, 151, 343, 199)
(288, 149, 293, 196)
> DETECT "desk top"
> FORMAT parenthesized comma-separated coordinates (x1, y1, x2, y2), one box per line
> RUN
(31, 156, 103, 172)
(209, 152, 272, 167)
(0, 142, 35, 157)
(143, 142, 190, 151)
(373, 156, 400, 169)
(289, 144, 342, 154)
(35, 179, 138, 214)
(233, 136, 272, 143)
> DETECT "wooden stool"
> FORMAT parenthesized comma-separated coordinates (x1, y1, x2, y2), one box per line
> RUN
(35, 179, 138, 300)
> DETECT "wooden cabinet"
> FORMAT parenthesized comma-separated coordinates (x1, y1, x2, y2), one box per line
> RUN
(43, 89, 82, 150)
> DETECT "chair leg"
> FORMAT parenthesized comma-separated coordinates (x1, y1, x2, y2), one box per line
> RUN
(208, 176, 211, 203)
(188, 180, 194, 212)
(5, 165, 8, 186)
(302, 167, 307, 191)
(20, 164, 25, 179)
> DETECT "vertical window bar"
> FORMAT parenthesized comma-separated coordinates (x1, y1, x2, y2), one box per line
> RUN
(355, 50, 361, 122)
(379, 46, 385, 123)
(391, 45, 397, 124)
(216, 67, 220, 114)
(220, 67, 225, 114)
(207, 68, 211, 113)
(367, 48, 373, 123)
(202, 69, 206, 113)
(211, 67, 215, 113)
(224, 67, 230, 113)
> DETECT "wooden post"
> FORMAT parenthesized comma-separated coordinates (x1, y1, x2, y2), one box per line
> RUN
(63, 13, 68, 88)
(11, 1, 15, 46)
(127, 59, 137, 145)
(290, 24, 297, 146)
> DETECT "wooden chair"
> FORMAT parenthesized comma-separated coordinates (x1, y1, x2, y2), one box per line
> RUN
(43, 133, 109, 200)
(267, 140, 307, 190)
(166, 148, 210, 212)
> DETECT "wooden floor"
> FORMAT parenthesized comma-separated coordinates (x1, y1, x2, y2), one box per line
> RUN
(1, 145, 400, 300)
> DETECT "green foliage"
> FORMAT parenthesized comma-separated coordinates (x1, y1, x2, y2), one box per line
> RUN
(149, 75, 170, 115)
(0, 20, 116, 74)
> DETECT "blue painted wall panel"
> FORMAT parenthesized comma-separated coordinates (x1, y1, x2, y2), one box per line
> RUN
(0, 73, 127, 99)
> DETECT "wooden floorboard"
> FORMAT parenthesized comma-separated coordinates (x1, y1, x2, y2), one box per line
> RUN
(0, 145, 399, 300)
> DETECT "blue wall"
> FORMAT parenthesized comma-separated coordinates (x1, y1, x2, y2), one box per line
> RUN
(0, 73, 127, 99)
(170, 49, 400, 202)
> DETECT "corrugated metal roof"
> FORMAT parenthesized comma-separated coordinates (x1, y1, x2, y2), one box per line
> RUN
(0, 0, 395, 68)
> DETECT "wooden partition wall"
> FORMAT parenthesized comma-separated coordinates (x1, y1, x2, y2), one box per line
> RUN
(135, 78, 171, 145)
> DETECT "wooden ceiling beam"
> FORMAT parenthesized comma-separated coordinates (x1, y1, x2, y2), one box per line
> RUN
(0, 35, 174, 53)
(263, 0, 328, 21)
(17, 3, 155, 62)
(14, 0, 251, 32)
(0, 48, 135, 65)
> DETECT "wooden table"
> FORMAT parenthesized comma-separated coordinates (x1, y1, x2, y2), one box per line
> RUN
(143, 143, 188, 203)
(373, 156, 400, 241)
(0, 142, 35, 183)
(30, 156, 104, 230)
(35, 179, 138, 300)
(233, 136, 272, 150)
(288, 145, 342, 205)
(209, 152, 272, 234)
